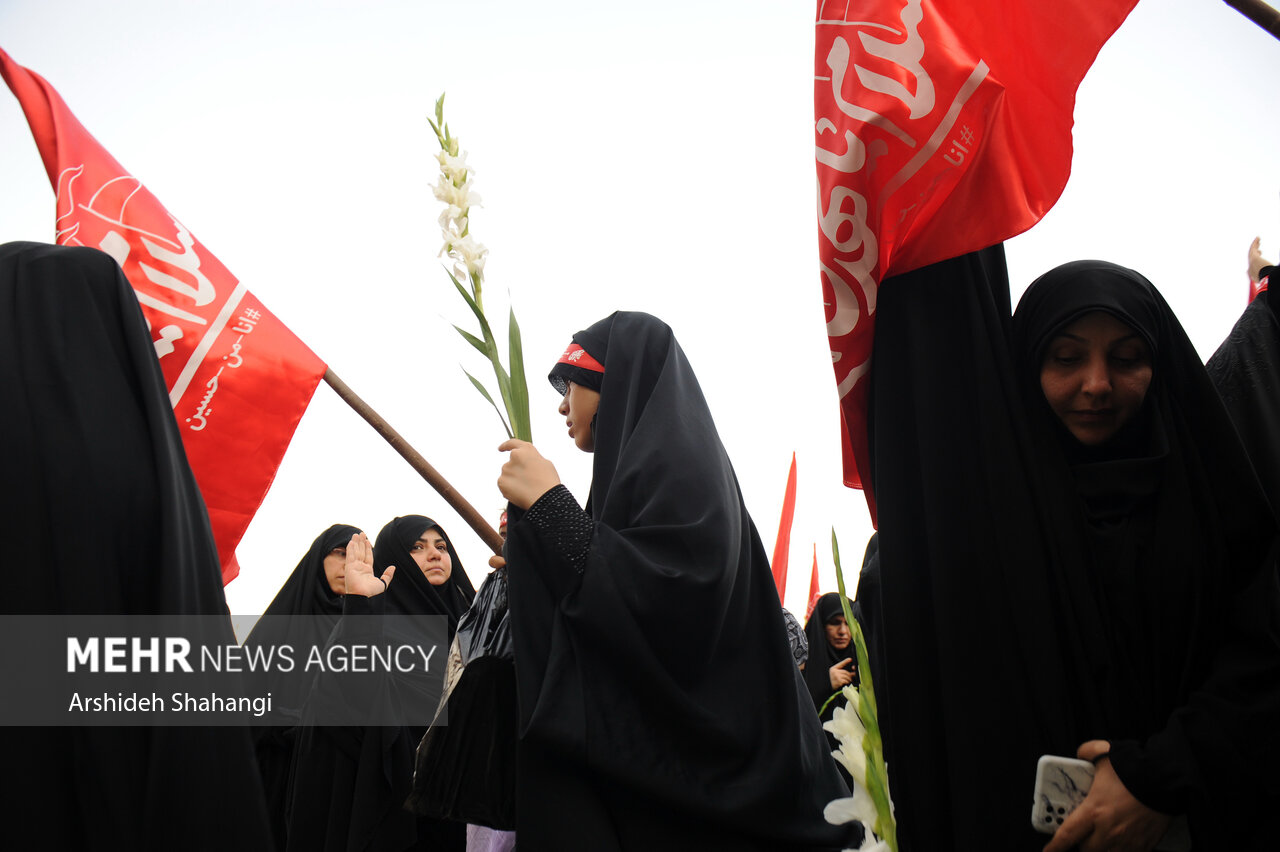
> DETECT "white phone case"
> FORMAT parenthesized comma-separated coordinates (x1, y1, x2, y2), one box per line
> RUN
(1031, 754, 1095, 834)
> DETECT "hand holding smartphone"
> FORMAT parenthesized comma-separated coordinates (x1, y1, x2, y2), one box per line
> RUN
(1031, 754, 1191, 851)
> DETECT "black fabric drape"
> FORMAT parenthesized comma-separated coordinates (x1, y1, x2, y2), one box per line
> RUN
(868, 247, 1280, 850)
(0, 241, 272, 850)
(245, 523, 359, 850)
(505, 311, 851, 851)
(1207, 277, 1280, 524)
(285, 516, 473, 852)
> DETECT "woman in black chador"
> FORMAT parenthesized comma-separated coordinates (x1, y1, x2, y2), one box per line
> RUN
(244, 523, 361, 850)
(803, 592, 858, 721)
(1, 241, 273, 850)
(285, 516, 473, 852)
(494, 311, 851, 851)
(868, 249, 1280, 851)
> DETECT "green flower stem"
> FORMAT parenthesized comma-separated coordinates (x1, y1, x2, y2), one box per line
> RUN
(832, 528, 898, 852)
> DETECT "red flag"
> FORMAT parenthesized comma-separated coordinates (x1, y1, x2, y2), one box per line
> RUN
(770, 453, 798, 604)
(814, 0, 1138, 512)
(806, 544, 820, 621)
(1, 48, 326, 584)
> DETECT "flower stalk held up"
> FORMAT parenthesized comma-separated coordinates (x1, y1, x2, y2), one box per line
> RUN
(429, 93, 531, 441)
(823, 529, 898, 852)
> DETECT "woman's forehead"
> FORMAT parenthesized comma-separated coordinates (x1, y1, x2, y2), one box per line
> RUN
(1051, 310, 1147, 343)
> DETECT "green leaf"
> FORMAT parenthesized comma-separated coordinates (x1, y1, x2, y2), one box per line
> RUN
(453, 325, 490, 359)
(434, 92, 446, 126)
(448, 268, 498, 349)
(507, 305, 532, 442)
(462, 367, 512, 439)
(818, 689, 844, 716)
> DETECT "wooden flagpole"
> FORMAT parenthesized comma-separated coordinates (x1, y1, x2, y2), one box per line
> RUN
(323, 368, 505, 554)
(1226, 0, 1280, 40)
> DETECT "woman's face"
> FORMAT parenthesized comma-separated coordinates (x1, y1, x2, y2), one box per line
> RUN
(323, 545, 347, 595)
(825, 615, 851, 650)
(409, 528, 453, 586)
(558, 382, 600, 453)
(1039, 311, 1153, 446)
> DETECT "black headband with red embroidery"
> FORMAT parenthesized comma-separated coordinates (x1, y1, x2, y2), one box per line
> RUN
(548, 342, 605, 395)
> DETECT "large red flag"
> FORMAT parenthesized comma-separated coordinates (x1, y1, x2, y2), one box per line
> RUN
(770, 453, 798, 604)
(814, 0, 1139, 511)
(1, 48, 326, 584)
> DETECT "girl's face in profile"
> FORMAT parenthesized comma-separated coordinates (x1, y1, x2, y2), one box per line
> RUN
(410, 528, 453, 585)
(558, 382, 600, 453)
(1039, 310, 1153, 446)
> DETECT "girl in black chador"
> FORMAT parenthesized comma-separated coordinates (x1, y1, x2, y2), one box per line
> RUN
(244, 523, 361, 850)
(868, 249, 1280, 851)
(286, 516, 472, 852)
(492, 311, 853, 852)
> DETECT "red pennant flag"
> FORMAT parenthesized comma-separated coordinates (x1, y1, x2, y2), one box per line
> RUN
(814, 0, 1138, 513)
(770, 453, 798, 604)
(1, 47, 326, 584)
(806, 544, 820, 621)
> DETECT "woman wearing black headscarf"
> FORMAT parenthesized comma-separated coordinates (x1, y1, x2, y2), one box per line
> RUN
(868, 247, 1280, 850)
(495, 311, 851, 851)
(1, 241, 273, 850)
(245, 523, 361, 850)
(802, 592, 856, 720)
(285, 516, 474, 852)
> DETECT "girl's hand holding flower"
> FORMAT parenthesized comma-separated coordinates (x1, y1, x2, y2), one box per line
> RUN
(497, 439, 562, 509)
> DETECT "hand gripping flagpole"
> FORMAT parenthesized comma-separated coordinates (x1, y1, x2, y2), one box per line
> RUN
(1225, 0, 1280, 40)
(323, 369, 505, 554)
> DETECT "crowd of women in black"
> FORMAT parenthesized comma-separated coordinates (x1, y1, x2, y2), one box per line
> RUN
(10, 226, 1280, 852)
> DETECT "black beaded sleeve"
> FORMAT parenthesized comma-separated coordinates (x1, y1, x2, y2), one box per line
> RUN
(522, 484, 593, 574)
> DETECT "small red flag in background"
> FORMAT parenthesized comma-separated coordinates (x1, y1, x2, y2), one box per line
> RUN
(770, 453, 798, 605)
(814, 0, 1138, 514)
(806, 544, 820, 621)
(1, 47, 326, 584)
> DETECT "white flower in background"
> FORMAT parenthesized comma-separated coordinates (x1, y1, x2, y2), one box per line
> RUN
(825, 693, 869, 782)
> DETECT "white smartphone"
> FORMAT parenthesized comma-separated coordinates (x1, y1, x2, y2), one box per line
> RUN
(1031, 753, 1191, 851)
(1031, 754, 1094, 834)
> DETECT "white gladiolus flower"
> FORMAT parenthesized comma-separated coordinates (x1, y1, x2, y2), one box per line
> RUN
(435, 150, 473, 183)
(824, 782, 877, 829)
(432, 175, 481, 211)
(824, 690, 869, 784)
(438, 206, 467, 232)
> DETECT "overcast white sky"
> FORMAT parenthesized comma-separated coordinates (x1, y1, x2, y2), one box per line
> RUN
(2, 1, 1279, 621)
